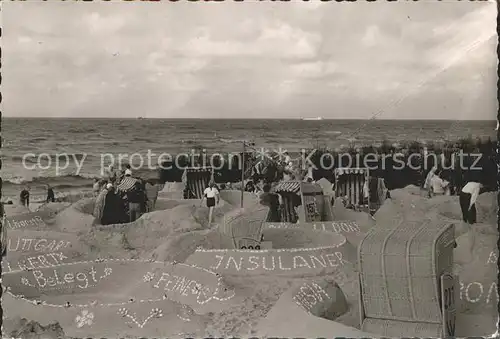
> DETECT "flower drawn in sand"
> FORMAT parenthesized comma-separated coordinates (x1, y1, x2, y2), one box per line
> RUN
(143, 271, 155, 282)
(75, 310, 94, 328)
(99, 267, 113, 279)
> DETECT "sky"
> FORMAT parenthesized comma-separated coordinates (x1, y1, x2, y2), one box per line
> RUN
(3, 1, 497, 120)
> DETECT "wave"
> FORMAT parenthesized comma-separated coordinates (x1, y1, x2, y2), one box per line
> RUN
(3, 167, 159, 186)
(3, 173, 98, 186)
(10, 153, 88, 163)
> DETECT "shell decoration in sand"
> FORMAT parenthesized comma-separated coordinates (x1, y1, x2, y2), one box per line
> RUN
(75, 309, 94, 328)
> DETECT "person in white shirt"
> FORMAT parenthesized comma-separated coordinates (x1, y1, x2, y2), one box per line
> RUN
(202, 181, 220, 227)
(460, 181, 482, 224)
(429, 170, 449, 196)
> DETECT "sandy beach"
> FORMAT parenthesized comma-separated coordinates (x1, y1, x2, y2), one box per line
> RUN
(2, 182, 497, 338)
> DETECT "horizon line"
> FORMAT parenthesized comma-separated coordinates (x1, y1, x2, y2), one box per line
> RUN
(2, 116, 497, 121)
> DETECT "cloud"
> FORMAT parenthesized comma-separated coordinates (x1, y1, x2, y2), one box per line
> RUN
(2, 1, 497, 119)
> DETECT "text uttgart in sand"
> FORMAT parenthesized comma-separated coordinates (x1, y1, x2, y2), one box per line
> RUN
(7, 237, 71, 253)
(210, 251, 348, 272)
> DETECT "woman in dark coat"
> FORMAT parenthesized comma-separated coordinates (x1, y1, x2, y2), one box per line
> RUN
(259, 184, 281, 222)
(101, 185, 119, 225)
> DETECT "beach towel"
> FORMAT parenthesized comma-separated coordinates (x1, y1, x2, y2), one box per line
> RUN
(93, 189, 108, 222)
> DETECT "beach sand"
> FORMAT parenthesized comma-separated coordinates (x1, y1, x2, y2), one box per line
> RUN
(2, 184, 497, 338)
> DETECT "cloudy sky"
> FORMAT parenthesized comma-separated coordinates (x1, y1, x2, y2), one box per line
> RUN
(3, 1, 497, 119)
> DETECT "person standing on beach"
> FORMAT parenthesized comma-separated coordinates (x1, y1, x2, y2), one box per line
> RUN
(20, 186, 30, 208)
(105, 165, 117, 183)
(127, 181, 142, 222)
(46, 185, 55, 203)
(202, 181, 220, 228)
(459, 181, 482, 224)
(429, 169, 449, 197)
(92, 179, 101, 197)
(145, 180, 159, 212)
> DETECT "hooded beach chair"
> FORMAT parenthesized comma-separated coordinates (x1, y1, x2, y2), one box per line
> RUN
(220, 205, 269, 249)
(357, 217, 457, 337)
(334, 168, 369, 210)
(272, 180, 333, 223)
(182, 167, 214, 199)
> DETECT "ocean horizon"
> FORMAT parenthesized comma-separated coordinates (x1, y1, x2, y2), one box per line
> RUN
(2, 118, 496, 200)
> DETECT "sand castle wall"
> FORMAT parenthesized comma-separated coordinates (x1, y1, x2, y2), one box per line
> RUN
(185, 231, 354, 277)
(4, 259, 236, 314)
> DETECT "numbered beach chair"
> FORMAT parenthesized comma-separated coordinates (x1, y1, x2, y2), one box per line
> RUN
(181, 167, 214, 199)
(357, 218, 457, 337)
(334, 168, 369, 210)
(273, 181, 333, 223)
(219, 205, 270, 249)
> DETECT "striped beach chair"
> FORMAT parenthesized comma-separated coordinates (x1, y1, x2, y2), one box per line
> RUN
(116, 176, 139, 192)
(334, 168, 369, 210)
(358, 217, 457, 337)
(272, 181, 333, 223)
(181, 167, 214, 199)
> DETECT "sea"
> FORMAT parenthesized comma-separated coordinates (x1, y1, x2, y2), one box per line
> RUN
(2, 118, 496, 201)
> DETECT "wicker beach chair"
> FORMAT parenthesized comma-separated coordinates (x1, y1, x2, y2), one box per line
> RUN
(334, 168, 369, 210)
(220, 205, 269, 249)
(273, 181, 333, 223)
(357, 217, 457, 337)
(181, 167, 214, 199)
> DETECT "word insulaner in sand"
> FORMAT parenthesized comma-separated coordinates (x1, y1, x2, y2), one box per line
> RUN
(29, 265, 110, 290)
(210, 251, 348, 272)
(7, 237, 71, 253)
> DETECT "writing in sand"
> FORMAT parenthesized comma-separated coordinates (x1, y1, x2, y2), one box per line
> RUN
(265, 221, 360, 233)
(5, 212, 51, 229)
(20, 264, 112, 291)
(210, 251, 348, 272)
(6, 237, 71, 253)
(152, 272, 220, 304)
(3, 251, 70, 272)
(293, 282, 331, 313)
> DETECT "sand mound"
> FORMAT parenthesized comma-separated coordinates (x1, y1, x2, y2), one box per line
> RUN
(5, 318, 68, 339)
(219, 190, 260, 209)
(289, 278, 348, 320)
(4, 204, 31, 217)
(438, 192, 497, 226)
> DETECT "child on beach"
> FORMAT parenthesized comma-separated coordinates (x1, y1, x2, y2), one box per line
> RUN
(46, 185, 55, 203)
(202, 181, 220, 228)
(92, 179, 101, 196)
(20, 186, 30, 208)
(145, 180, 159, 212)
(127, 181, 143, 223)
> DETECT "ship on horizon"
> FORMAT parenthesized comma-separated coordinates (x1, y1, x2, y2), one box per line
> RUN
(301, 117, 324, 121)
